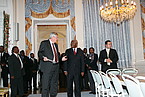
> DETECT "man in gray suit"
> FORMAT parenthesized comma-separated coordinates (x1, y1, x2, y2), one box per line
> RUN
(38, 32, 67, 97)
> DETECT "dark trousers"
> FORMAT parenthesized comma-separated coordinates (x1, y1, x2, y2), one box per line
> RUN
(42, 65, 59, 97)
(1, 72, 8, 87)
(10, 77, 24, 97)
(29, 72, 37, 89)
(23, 75, 28, 92)
(67, 73, 81, 97)
(88, 70, 95, 93)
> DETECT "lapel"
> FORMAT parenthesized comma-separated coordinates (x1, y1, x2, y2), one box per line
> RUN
(47, 40, 54, 57)
(104, 49, 108, 58)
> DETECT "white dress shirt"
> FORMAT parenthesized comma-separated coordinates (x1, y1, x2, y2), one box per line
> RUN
(49, 39, 58, 63)
(104, 48, 110, 65)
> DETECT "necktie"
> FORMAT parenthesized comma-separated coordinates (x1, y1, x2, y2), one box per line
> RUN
(0, 53, 2, 62)
(52, 43, 58, 62)
(74, 48, 76, 55)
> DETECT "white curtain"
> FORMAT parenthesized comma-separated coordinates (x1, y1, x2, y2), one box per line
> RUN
(83, 0, 132, 68)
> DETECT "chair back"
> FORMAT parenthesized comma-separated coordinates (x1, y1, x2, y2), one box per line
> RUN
(106, 69, 121, 75)
(108, 73, 124, 94)
(136, 76, 145, 97)
(122, 68, 138, 76)
(122, 74, 144, 97)
(99, 71, 112, 89)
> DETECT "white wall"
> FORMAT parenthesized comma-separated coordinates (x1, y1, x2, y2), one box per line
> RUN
(129, 0, 145, 75)
(14, 0, 25, 50)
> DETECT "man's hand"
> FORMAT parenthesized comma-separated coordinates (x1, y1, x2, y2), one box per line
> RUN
(64, 71, 68, 76)
(62, 56, 68, 61)
(43, 57, 49, 61)
(106, 58, 112, 63)
(11, 76, 14, 79)
(81, 72, 84, 76)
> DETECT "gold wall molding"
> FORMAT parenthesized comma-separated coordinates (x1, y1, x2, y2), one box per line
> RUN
(25, 37, 32, 56)
(25, 17, 32, 32)
(71, 17, 76, 31)
(141, 18, 145, 31)
(141, 4, 145, 14)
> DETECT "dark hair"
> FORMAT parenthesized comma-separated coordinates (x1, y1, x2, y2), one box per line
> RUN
(83, 48, 87, 50)
(105, 40, 111, 45)
(20, 50, 25, 53)
(30, 53, 34, 55)
(89, 47, 94, 51)
(12, 46, 18, 53)
(0, 46, 4, 48)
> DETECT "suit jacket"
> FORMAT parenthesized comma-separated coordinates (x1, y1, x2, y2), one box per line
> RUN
(99, 48, 119, 72)
(29, 58, 38, 72)
(0, 52, 9, 75)
(64, 48, 85, 75)
(86, 53, 98, 71)
(38, 40, 60, 73)
(8, 54, 24, 78)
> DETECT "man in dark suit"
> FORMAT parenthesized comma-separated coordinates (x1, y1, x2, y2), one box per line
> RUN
(99, 40, 119, 73)
(86, 47, 98, 94)
(8, 46, 24, 97)
(64, 40, 85, 97)
(20, 50, 30, 93)
(38, 32, 67, 97)
(29, 53, 38, 90)
(0, 46, 9, 87)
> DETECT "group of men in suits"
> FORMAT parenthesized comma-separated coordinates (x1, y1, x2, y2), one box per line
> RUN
(38, 32, 119, 97)
(3, 46, 39, 97)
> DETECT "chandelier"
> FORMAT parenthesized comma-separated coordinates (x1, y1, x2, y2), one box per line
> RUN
(100, 0, 137, 24)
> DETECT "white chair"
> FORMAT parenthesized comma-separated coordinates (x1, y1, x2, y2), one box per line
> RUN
(90, 70, 109, 97)
(122, 74, 144, 97)
(90, 70, 99, 97)
(108, 73, 128, 97)
(122, 68, 138, 76)
(135, 76, 145, 97)
(99, 71, 112, 97)
(106, 69, 121, 76)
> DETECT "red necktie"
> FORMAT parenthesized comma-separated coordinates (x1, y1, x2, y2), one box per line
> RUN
(74, 48, 76, 55)
(52, 43, 58, 62)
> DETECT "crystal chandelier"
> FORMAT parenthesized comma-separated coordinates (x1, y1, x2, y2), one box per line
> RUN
(100, 0, 137, 24)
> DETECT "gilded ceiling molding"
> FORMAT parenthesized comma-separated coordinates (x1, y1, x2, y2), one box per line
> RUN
(141, 4, 145, 14)
(25, 17, 32, 32)
(31, 4, 70, 18)
(71, 17, 76, 31)
(25, 37, 32, 56)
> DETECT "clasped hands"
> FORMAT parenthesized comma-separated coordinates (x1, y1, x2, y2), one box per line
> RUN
(106, 58, 112, 63)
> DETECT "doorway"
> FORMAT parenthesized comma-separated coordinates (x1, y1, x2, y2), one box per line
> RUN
(37, 25, 67, 54)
